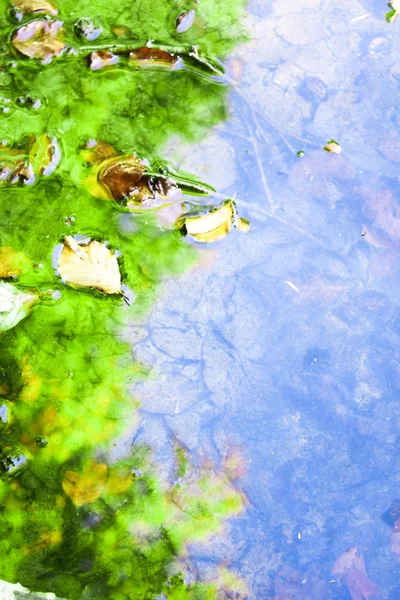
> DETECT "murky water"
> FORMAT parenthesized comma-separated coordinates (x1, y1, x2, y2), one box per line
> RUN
(1, 0, 399, 598)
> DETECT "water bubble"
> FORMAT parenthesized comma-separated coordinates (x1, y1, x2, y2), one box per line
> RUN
(36, 435, 49, 448)
(0, 447, 28, 479)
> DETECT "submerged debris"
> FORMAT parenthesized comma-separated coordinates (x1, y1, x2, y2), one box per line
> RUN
(176, 199, 250, 243)
(129, 47, 178, 66)
(57, 236, 122, 295)
(12, 19, 66, 60)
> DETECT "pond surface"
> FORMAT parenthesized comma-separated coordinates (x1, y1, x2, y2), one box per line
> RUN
(1, 0, 400, 598)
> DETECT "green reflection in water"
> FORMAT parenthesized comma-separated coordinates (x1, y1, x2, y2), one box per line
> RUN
(0, 0, 247, 597)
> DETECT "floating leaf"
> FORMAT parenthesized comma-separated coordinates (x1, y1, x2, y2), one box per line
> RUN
(0, 145, 34, 186)
(0, 246, 31, 278)
(57, 236, 121, 294)
(90, 50, 119, 71)
(324, 139, 342, 154)
(0, 281, 38, 332)
(176, 10, 196, 33)
(12, 20, 66, 60)
(129, 47, 178, 66)
(13, 0, 58, 15)
(386, 1, 400, 22)
(176, 199, 250, 243)
(62, 461, 108, 506)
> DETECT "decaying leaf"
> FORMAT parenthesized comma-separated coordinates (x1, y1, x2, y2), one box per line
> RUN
(90, 50, 119, 71)
(0, 247, 31, 278)
(324, 139, 342, 154)
(98, 155, 147, 200)
(12, 20, 66, 60)
(13, 0, 58, 15)
(29, 134, 61, 176)
(0, 282, 38, 332)
(332, 548, 380, 600)
(62, 462, 108, 506)
(57, 236, 121, 295)
(176, 199, 250, 243)
(129, 47, 178, 66)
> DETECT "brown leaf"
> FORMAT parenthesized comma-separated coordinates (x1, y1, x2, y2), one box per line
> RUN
(129, 47, 178, 66)
(90, 50, 119, 71)
(12, 20, 66, 60)
(97, 155, 147, 201)
(332, 549, 380, 600)
(13, 0, 58, 15)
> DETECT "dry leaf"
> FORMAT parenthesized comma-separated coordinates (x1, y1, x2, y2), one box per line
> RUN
(12, 20, 66, 60)
(13, 0, 58, 15)
(57, 236, 121, 294)
(62, 462, 108, 506)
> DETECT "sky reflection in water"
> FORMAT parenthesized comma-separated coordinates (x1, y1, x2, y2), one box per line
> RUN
(135, 0, 400, 597)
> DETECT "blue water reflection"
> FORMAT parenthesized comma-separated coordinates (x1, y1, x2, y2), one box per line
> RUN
(130, 0, 400, 597)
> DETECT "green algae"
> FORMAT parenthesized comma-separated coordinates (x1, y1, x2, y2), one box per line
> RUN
(0, 0, 248, 597)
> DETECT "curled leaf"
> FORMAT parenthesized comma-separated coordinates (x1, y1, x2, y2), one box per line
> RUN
(387, 1, 400, 22)
(90, 50, 119, 71)
(176, 199, 250, 243)
(0, 281, 38, 332)
(98, 155, 146, 200)
(324, 139, 342, 154)
(57, 236, 121, 295)
(12, 20, 66, 60)
(13, 0, 58, 15)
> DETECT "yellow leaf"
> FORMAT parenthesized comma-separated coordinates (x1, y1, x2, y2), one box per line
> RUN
(58, 236, 121, 295)
(62, 462, 108, 506)
(176, 199, 250, 243)
(0, 247, 31, 278)
(13, 0, 58, 15)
